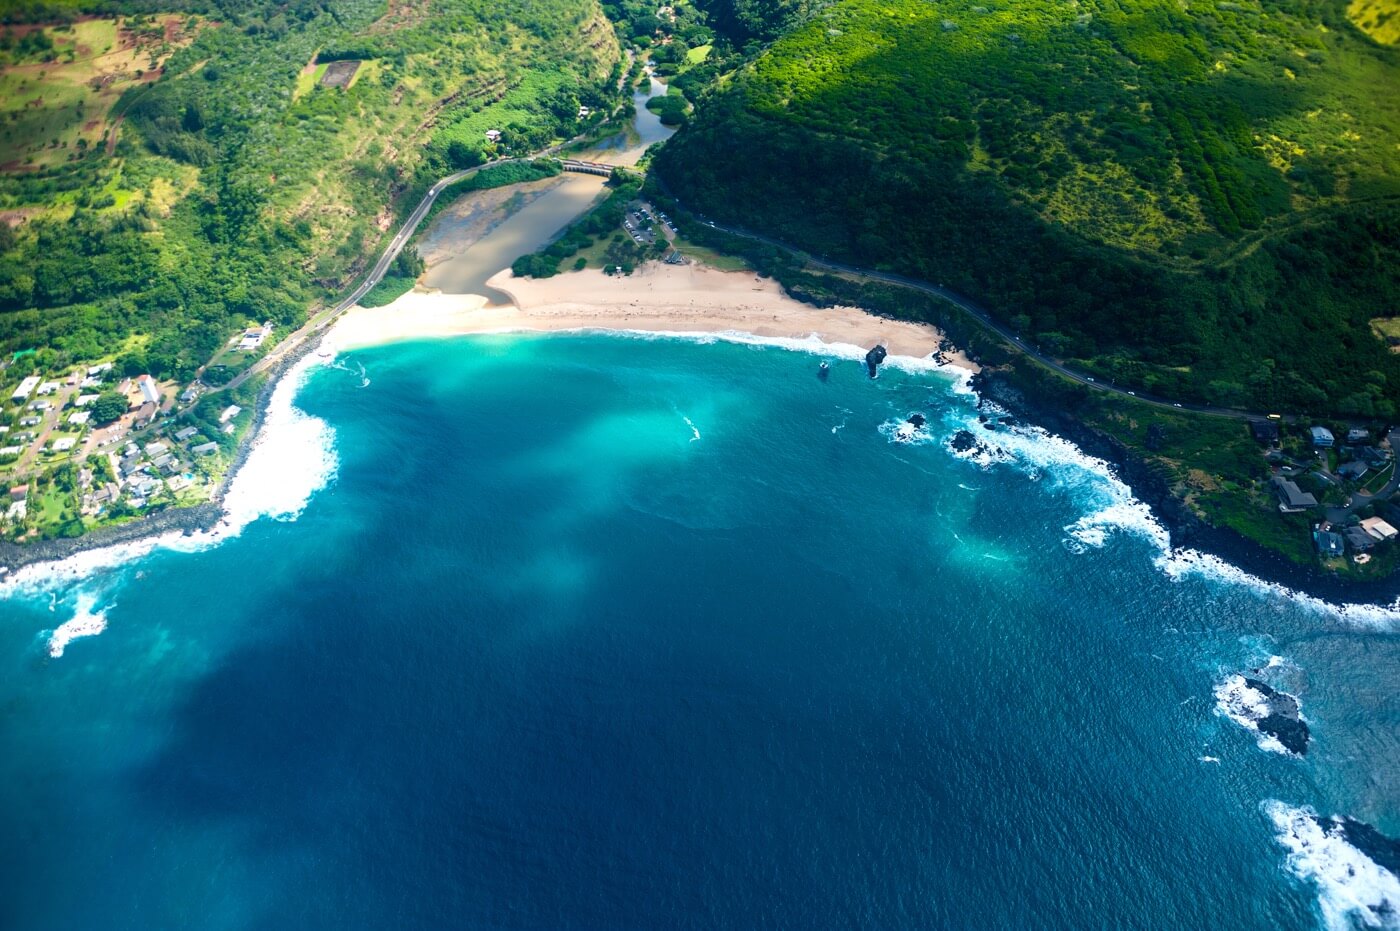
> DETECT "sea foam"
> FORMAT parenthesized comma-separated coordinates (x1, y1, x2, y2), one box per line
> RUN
(46, 593, 107, 657)
(1265, 801, 1400, 931)
(1, 352, 337, 600)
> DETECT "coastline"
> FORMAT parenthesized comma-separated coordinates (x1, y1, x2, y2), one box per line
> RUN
(973, 370, 1400, 608)
(0, 329, 323, 576)
(322, 264, 980, 371)
(6, 258, 1400, 610)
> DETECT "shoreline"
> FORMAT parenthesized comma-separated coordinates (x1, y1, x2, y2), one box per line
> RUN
(5, 260, 1399, 609)
(322, 264, 980, 371)
(973, 370, 1400, 607)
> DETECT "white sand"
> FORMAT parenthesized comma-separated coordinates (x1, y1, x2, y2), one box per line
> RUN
(323, 262, 978, 371)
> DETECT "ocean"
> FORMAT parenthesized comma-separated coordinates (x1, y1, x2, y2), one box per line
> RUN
(2, 334, 1397, 930)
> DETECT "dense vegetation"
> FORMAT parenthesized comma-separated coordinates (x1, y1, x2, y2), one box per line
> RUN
(658, 0, 1400, 416)
(0, 0, 620, 380)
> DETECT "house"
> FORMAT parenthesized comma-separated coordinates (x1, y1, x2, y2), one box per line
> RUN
(134, 401, 157, 426)
(577, 105, 591, 118)
(1359, 446, 1391, 467)
(36, 380, 60, 396)
(1347, 428, 1370, 444)
(19, 416, 40, 427)
(68, 411, 91, 426)
(192, 442, 219, 456)
(0, 446, 21, 457)
(133, 477, 160, 498)
(1250, 420, 1280, 444)
(1337, 460, 1369, 481)
(80, 377, 102, 389)
(1361, 517, 1399, 542)
(1311, 426, 1335, 448)
(485, 128, 502, 143)
(179, 387, 198, 404)
(144, 441, 168, 457)
(1271, 476, 1317, 513)
(238, 321, 273, 351)
(29, 399, 51, 411)
(219, 404, 242, 424)
(74, 393, 99, 407)
(87, 363, 113, 377)
(138, 375, 161, 406)
(174, 426, 199, 441)
(119, 453, 144, 475)
(11, 376, 40, 403)
(166, 475, 191, 493)
(1345, 526, 1376, 553)
(152, 453, 175, 471)
(50, 438, 76, 452)
(1313, 530, 1345, 557)
(8, 485, 27, 502)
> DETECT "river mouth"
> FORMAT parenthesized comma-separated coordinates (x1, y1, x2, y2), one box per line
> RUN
(417, 70, 677, 304)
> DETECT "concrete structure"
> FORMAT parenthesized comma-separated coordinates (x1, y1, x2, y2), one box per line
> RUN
(1361, 517, 1398, 541)
(1311, 426, 1335, 448)
(1271, 476, 1317, 513)
(11, 376, 40, 403)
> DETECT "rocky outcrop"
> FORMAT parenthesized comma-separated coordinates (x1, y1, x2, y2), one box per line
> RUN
(865, 344, 887, 378)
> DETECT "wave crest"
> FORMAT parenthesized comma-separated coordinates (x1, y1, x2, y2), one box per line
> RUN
(1264, 801, 1400, 931)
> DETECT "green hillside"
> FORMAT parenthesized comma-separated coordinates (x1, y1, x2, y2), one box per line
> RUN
(658, 0, 1400, 416)
(0, 0, 619, 378)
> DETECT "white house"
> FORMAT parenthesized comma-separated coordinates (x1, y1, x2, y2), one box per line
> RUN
(36, 381, 61, 396)
(238, 321, 274, 351)
(75, 394, 99, 407)
(485, 129, 502, 143)
(88, 363, 113, 377)
(219, 404, 242, 424)
(138, 375, 161, 406)
(51, 438, 76, 452)
(11, 376, 40, 403)
(68, 411, 91, 426)
(1361, 517, 1399, 541)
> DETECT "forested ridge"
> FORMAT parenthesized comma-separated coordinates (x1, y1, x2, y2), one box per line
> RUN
(658, 0, 1400, 416)
(0, 0, 619, 379)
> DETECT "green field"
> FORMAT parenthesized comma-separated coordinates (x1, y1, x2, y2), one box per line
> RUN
(659, 0, 1400, 417)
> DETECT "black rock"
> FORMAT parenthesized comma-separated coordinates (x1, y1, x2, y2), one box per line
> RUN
(950, 430, 980, 453)
(1243, 677, 1311, 755)
(1338, 818, 1400, 876)
(907, 413, 926, 428)
(865, 344, 888, 378)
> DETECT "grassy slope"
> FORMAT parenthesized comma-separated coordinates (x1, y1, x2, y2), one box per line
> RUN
(658, 0, 1400, 416)
(0, 0, 618, 377)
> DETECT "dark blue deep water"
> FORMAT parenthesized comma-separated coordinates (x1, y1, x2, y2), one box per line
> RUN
(2, 336, 1397, 930)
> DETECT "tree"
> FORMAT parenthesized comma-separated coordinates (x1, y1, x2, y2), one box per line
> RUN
(91, 391, 128, 425)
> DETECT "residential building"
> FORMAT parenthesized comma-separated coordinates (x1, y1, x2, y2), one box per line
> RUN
(36, 380, 60, 396)
(145, 441, 168, 456)
(75, 394, 99, 407)
(192, 442, 219, 456)
(68, 411, 91, 426)
(219, 404, 242, 424)
(485, 128, 502, 143)
(1310, 426, 1335, 448)
(1250, 420, 1280, 444)
(1271, 476, 1317, 513)
(11, 376, 40, 403)
(174, 426, 198, 441)
(51, 438, 76, 452)
(1313, 530, 1345, 557)
(87, 363, 113, 377)
(1347, 428, 1370, 443)
(1337, 460, 1369, 481)
(1345, 526, 1376, 552)
(1361, 517, 1399, 542)
(138, 375, 161, 406)
(9, 485, 27, 502)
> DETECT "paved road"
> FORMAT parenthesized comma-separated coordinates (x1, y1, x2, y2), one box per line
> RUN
(675, 211, 1267, 422)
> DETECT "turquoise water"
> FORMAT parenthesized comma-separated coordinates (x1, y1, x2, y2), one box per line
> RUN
(2, 335, 1397, 929)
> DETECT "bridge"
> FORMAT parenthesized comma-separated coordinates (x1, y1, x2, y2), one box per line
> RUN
(560, 158, 615, 177)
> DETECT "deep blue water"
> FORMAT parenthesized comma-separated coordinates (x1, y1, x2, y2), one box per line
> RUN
(2, 335, 1397, 930)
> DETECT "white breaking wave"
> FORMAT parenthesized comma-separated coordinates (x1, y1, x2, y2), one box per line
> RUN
(1, 352, 337, 598)
(46, 593, 107, 658)
(940, 395, 1400, 629)
(682, 415, 701, 442)
(1265, 801, 1400, 931)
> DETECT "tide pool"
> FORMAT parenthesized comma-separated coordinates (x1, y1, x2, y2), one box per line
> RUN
(2, 335, 1396, 929)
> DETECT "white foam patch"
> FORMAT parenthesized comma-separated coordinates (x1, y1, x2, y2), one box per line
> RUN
(879, 417, 934, 446)
(1, 352, 337, 598)
(46, 593, 106, 658)
(1265, 801, 1400, 931)
(1213, 674, 1293, 756)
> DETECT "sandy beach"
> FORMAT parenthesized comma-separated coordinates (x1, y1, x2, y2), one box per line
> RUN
(324, 263, 979, 371)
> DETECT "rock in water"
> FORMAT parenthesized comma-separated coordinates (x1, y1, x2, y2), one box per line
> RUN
(1243, 677, 1311, 755)
(907, 413, 926, 428)
(865, 344, 888, 378)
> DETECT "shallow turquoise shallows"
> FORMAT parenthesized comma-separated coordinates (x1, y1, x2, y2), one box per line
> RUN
(2, 335, 1396, 930)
